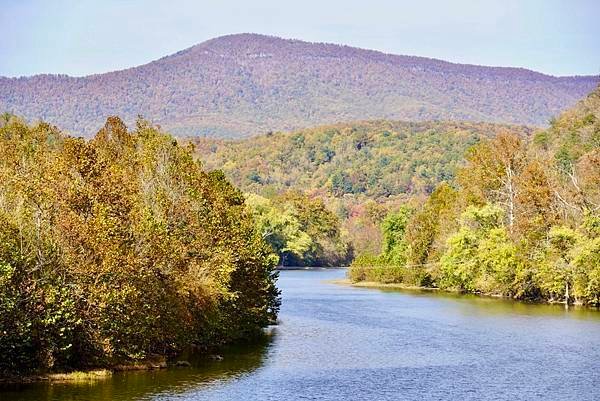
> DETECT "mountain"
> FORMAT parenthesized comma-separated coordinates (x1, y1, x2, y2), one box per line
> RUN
(192, 120, 533, 199)
(1, 33, 598, 137)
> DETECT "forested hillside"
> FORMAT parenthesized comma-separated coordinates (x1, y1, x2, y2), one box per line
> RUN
(193, 120, 533, 198)
(350, 86, 600, 305)
(0, 115, 279, 375)
(193, 120, 533, 259)
(1, 33, 597, 137)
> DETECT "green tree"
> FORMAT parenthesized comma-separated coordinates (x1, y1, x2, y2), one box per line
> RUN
(440, 204, 521, 294)
(381, 207, 412, 266)
(537, 226, 581, 304)
(405, 183, 459, 283)
(244, 194, 312, 265)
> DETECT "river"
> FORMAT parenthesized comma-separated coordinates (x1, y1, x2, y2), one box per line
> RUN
(3, 268, 600, 400)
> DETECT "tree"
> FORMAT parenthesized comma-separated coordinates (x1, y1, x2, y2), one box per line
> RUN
(572, 236, 600, 303)
(459, 132, 526, 230)
(440, 204, 521, 294)
(514, 160, 557, 245)
(537, 226, 581, 304)
(244, 193, 312, 266)
(381, 206, 412, 265)
(0, 117, 280, 374)
(405, 183, 458, 266)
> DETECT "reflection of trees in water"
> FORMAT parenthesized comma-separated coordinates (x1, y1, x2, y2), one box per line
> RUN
(1, 333, 275, 401)
(377, 286, 600, 320)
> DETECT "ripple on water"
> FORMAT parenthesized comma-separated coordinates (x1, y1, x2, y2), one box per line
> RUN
(4, 269, 600, 401)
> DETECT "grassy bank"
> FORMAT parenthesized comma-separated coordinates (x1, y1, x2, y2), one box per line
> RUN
(330, 278, 439, 292)
(0, 369, 113, 385)
(0, 356, 170, 384)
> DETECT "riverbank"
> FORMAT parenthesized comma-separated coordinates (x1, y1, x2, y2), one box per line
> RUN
(0, 370, 113, 385)
(0, 356, 170, 384)
(330, 278, 440, 292)
(330, 278, 596, 307)
(0, 335, 271, 385)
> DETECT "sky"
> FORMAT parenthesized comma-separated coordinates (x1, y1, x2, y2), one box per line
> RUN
(1, 0, 599, 78)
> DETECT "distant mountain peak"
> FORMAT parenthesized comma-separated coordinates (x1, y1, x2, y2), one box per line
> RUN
(1, 34, 598, 137)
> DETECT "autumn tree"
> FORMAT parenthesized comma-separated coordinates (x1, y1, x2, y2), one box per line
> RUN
(0, 117, 280, 375)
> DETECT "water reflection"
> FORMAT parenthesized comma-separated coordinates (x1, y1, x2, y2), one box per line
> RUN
(1, 334, 274, 401)
(372, 285, 600, 320)
(3, 269, 600, 401)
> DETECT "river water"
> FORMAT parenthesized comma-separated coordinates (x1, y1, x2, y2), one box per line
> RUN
(4, 268, 600, 400)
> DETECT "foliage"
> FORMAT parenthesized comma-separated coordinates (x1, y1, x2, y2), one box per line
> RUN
(349, 86, 600, 305)
(348, 255, 405, 284)
(245, 192, 351, 266)
(194, 120, 531, 256)
(381, 207, 411, 266)
(440, 206, 522, 294)
(404, 182, 459, 277)
(0, 116, 280, 375)
(194, 120, 532, 199)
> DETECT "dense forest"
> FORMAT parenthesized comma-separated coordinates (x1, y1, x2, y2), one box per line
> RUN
(350, 86, 600, 305)
(0, 115, 279, 376)
(194, 120, 533, 198)
(193, 120, 532, 259)
(2, 34, 597, 137)
(246, 191, 351, 267)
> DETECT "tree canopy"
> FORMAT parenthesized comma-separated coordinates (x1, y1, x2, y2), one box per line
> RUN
(0, 116, 280, 375)
(350, 86, 600, 305)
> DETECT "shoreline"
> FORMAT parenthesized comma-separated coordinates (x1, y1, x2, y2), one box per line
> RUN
(0, 357, 169, 385)
(329, 278, 440, 292)
(277, 266, 348, 271)
(0, 370, 115, 385)
(329, 278, 596, 307)
(0, 331, 274, 385)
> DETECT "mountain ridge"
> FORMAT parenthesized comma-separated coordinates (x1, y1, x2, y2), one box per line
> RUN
(3, 33, 593, 80)
(1, 33, 598, 137)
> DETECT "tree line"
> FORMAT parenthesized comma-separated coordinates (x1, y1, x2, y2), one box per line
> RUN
(245, 191, 351, 267)
(350, 87, 600, 305)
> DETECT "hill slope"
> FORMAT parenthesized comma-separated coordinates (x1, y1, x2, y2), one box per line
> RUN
(1, 34, 598, 137)
(192, 120, 533, 199)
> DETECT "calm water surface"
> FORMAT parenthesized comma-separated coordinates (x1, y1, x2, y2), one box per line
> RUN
(4, 268, 600, 400)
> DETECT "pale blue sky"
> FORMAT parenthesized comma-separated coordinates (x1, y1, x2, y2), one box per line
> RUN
(1, 0, 599, 77)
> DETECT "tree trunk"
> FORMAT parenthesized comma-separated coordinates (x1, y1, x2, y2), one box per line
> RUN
(505, 165, 515, 229)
